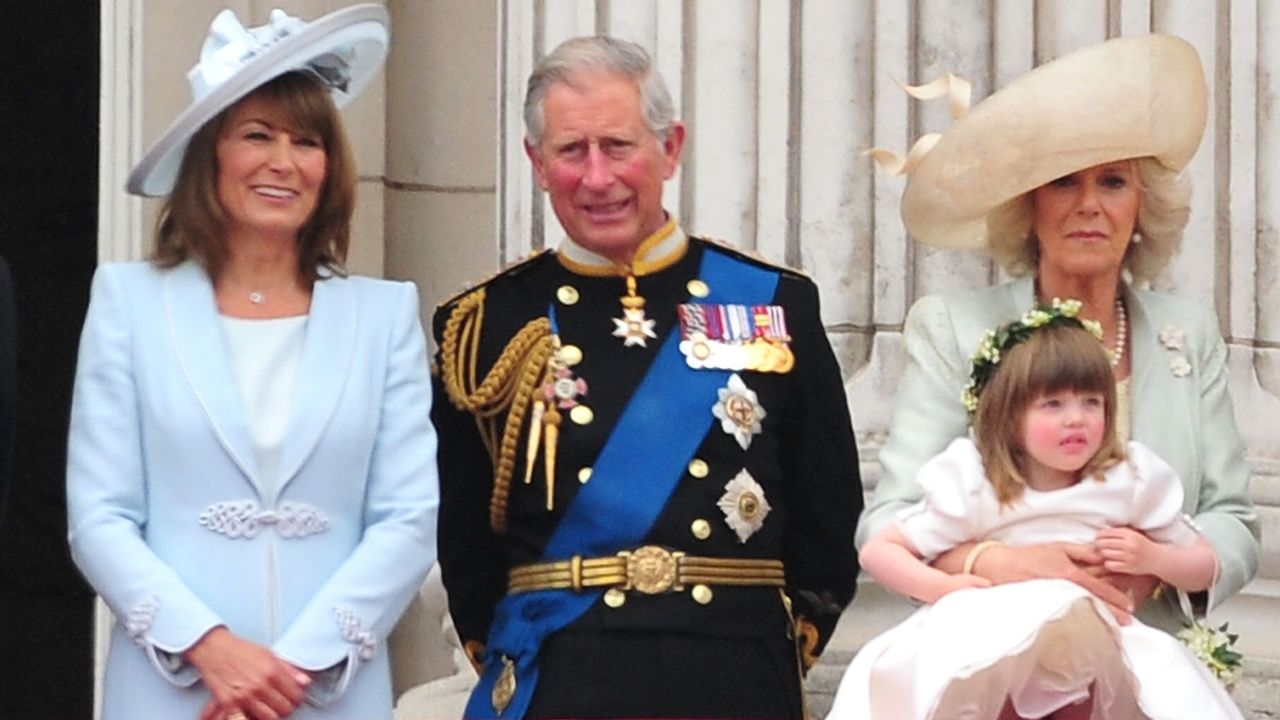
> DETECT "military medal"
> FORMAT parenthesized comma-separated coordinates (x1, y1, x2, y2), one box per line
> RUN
(712, 373, 766, 450)
(612, 275, 657, 347)
(717, 469, 772, 542)
(544, 367, 587, 409)
(678, 303, 794, 373)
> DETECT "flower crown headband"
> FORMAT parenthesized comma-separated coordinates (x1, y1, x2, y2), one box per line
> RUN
(961, 298, 1103, 414)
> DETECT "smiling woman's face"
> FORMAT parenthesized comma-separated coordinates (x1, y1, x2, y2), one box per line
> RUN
(215, 93, 328, 242)
(1031, 160, 1142, 283)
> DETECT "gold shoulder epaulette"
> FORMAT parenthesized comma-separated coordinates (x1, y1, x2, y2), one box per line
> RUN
(437, 284, 555, 534)
(694, 236, 808, 277)
(435, 250, 553, 311)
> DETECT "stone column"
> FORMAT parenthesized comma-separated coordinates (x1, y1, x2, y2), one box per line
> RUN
(383, 0, 499, 318)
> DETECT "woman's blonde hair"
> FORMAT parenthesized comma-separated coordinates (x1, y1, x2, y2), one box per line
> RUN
(150, 71, 355, 282)
(986, 157, 1191, 282)
(971, 323, 1126, 504)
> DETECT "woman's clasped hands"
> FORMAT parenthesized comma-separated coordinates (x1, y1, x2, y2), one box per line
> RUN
(186, 626, 312, 720)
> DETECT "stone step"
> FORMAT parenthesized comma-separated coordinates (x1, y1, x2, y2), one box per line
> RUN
(804, 580, 1280, 719)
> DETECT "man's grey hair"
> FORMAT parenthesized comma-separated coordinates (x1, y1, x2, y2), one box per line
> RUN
(523, 36, 676, 146)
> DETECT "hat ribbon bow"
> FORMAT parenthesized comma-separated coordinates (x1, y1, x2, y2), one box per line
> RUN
(187, 8, 352, 102)
(865, 73, 972, 176)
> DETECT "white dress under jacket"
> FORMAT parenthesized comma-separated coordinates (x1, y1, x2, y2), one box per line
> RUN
(828, 438, 1241, 720)
(66, 261, 440, 719)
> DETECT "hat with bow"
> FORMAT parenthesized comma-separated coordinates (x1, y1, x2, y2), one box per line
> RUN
(127, 4, 389, 197)
(875, 34, 1207, 250)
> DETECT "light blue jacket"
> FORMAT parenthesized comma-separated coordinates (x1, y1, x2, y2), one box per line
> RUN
(67, 261, 439, 719)
(859, 275, 1259, 631)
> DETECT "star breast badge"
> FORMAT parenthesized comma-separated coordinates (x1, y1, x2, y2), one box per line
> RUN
(717, 469, 772, 542)
(712, 373, 766, 450)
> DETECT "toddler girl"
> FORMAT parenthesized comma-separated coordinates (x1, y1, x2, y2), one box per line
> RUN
(828, 301, 1241, 720)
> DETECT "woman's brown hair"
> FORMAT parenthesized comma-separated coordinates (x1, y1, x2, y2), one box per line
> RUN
(971, 323, 1126, 504)
(150, 70, 355, 282)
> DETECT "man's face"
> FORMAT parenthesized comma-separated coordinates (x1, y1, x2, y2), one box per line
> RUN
(526, 71, 685, 265)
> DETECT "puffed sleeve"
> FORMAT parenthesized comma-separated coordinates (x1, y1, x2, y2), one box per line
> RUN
(272, 281, 440, 704)
(1185, 305, 1259, 610)
(67, 265, 219, 686)
(894, 438, 985, 561)
(857, 294, 972, 549)
(1124, 441, 1198, 548)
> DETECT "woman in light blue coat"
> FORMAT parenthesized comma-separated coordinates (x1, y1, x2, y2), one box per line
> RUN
(67, 6, 438, 719)
(860, 34, 1258, 640)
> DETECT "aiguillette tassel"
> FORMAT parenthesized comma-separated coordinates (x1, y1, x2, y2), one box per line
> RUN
(524, 400, 545, 485)
(543, 406, 561, 511)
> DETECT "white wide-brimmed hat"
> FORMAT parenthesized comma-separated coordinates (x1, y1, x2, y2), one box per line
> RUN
(127, 4, 390, 197)
(896, 34, 1206, 250)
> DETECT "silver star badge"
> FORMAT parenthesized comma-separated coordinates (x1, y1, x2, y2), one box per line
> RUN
(717, 469, 772, 543)
(612, 307, 657, 347)
(712, 373, 766, 450)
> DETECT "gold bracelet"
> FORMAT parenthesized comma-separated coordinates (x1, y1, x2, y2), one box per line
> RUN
(962, 540, 1002, 575)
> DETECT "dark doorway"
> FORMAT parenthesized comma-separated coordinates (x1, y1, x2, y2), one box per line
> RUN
(0, 0, 100, 717)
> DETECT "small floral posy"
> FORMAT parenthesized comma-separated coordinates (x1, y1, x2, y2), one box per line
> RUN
(1176, 619, 1243, 689)
(961, 297, 1102, 414)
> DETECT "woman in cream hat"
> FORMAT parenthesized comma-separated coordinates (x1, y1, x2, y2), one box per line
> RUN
(66, 6, 438, 719)
(857, 29, 1258, 689)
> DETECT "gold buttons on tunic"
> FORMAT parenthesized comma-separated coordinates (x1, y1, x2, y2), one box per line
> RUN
(691, 519, 712, 540)
(556, 285, 580, 305)
(578, 467, 593, 484)
(691, 584, 713, 605)
(570, 405, 594, 425)
(558, 344, 583, 366)
(687, 279, 710, 298)
(603, 588, 627, 608)
(688, 458, 709, 478)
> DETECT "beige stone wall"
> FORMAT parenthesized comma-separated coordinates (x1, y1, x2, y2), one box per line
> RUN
(382, 0, 498, 321)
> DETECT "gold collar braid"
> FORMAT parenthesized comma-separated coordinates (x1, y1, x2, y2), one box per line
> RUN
(439, 287, 555, 532)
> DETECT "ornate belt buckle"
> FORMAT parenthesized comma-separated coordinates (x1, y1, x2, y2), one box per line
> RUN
(621, 545, 685, 594)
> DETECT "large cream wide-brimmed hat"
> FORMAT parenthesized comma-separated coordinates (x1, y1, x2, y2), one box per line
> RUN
(127, 4, 389, 197)
(899, 34, 1207, 250)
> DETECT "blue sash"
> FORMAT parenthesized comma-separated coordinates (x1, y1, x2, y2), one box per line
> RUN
(465, 247, 780, 718)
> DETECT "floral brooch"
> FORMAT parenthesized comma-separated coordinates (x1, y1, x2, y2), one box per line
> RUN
(1160, 324, 1191, 378)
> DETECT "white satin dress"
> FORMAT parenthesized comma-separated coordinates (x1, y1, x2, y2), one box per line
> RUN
(827, 438, 1242, 720)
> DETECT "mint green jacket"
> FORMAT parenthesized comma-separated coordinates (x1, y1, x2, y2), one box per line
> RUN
(859, 276, 1259, 630)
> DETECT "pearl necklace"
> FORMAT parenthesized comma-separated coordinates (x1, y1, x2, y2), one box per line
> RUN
(1110, 297, 1127, 368)
(248, 291, 266, 305)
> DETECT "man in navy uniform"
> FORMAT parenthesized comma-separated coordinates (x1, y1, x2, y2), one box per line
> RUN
(432, 35, 862, 719)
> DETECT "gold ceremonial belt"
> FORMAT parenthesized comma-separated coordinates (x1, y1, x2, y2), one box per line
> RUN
(506, 545, 786, 596)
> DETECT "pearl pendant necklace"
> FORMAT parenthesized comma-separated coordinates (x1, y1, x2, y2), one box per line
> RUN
(248, 291, 266, 305)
